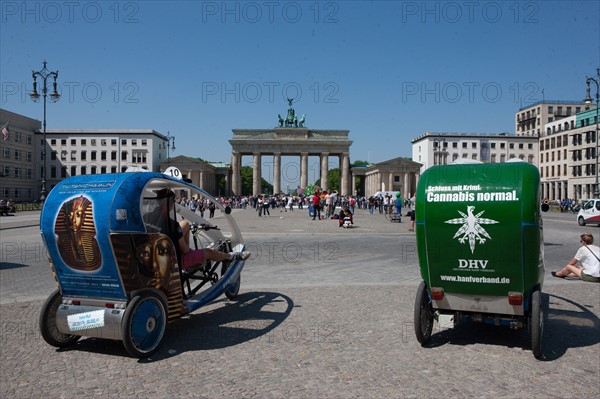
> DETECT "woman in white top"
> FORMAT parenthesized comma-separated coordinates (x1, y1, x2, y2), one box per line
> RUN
(553, 233, 600, 282)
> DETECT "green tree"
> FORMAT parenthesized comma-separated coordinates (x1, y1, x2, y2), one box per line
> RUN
(314, 168, 340, 192)
(240, 166, 272, 195)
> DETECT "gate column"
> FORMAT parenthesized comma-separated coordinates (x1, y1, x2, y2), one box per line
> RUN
(320, 152, 329, 192)
(273, 152, 281, 195)
(300, 152, 308, 189)
(253, 153, 261, 196)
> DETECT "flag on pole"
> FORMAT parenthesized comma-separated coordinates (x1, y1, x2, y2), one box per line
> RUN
(1, 123, 8, 142)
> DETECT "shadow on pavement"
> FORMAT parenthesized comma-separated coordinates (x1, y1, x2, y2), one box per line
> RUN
(0, 262, 29, 270)
(422, 292, 599, 361)
(56, 291, 294, 360)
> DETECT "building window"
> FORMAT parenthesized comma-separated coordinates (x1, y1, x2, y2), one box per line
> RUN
(101, 166, 107, 174)
(61, 139, 67, 145)
(528, 143, 533, 149)
(142, 139, 147, 146)
(518, 143, 523, 149)
(121, 151, 127, 161)
(81, 151, 87, 161)
(71, 139, 76, 145)
(27, 152, 32, 162)
(51, 151, 57, 160)
(91, 166, 97, 174)
(121, 139, 127, 146)
(491, 143, 496, 149)
(472, 143, 477, 149)
(71, 150, 77, 161)
(111, 166, 117, 173)
(101, 151, 107, 161)
(61, 151, 67, 161)
(111, 151, 117, 161)
(500, 143, 505, 149)
(2, 148, 9, 159)
(14, 167, 20, 178)
(27, 135, 32, 145)
(91, 151, 97, 161)
(91, 139, 96, 146)
(61, 167, 67, 178)
(51, 139, 56, 145)
(51, 166, 57, 178)
(132, 139, 137, 146)
(71, 166, 76, 176)
(111, 139, 117, 146)
(101, 139, 107, 146)
(462, 142, 467, 148)
(81, 166, 87, 175)
(509, 143, 514, 149)
(14, 149, 20, 160)
(81, 139, 87, 146)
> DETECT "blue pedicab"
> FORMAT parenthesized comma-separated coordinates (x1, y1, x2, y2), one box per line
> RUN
(38, 171, 248, 357)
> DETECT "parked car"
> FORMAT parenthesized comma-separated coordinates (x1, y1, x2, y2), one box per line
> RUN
(577, 199, 600, 226)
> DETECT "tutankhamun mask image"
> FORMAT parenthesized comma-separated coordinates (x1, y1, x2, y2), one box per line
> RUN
(55, 195, 102, 271)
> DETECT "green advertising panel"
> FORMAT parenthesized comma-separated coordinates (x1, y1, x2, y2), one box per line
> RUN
(416, 162, 543, 298)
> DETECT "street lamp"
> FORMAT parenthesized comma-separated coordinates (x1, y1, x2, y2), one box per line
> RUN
(30, 61, 60, 202)
(584, 68, 600, 197)
(167, 131, 176, 160)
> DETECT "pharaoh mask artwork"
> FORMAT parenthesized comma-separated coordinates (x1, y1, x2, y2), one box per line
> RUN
(55, 195, 102, 271)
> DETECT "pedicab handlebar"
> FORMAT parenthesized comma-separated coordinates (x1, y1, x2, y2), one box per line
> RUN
(190, 222, 220, 232)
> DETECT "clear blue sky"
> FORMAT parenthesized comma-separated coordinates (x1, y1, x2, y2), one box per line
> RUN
(1, 0, 599, 187)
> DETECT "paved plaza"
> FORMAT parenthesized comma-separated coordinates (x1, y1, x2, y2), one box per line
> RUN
(1, 207, 599, 398)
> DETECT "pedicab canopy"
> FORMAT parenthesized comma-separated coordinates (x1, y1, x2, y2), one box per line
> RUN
(415, 162, 544, 301)
(40, 172, 205, 302)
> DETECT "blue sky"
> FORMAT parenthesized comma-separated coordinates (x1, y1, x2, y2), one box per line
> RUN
(1, 0, 599, 186)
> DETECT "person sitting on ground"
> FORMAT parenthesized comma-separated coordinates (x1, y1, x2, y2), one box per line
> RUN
(552, 232, 600, 283)
(338, 205, 353, 228)
(178, 219, 249, 271)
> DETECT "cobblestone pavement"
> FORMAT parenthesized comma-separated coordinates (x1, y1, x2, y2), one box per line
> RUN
(1, 208, 599, 398)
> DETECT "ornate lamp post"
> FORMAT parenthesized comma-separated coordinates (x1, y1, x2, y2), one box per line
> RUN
(30, 61, 60, 202)
(167, 131, 176, 160)
(584, 68, 600, 197)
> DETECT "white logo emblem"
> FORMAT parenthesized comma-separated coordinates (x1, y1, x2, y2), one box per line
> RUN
(445, 206, 498, 254)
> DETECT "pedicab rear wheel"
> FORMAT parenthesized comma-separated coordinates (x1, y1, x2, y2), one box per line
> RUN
(40, 289, 81, 347)
(225, 275, 241, 300)
(530, 288, 543, 359)
(414, 281, 434, 345)
(121, 291, 167, 358)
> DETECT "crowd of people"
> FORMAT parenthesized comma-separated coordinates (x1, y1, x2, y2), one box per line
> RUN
(175, 191, 414, 220)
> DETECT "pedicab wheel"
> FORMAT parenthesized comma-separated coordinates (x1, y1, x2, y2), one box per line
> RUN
(414, 281, 434, 345)
(225, 275, 241, 300)
(39, 289, 81, 347)
(578, 216, 586, 226)
(530, 289, 543, 359)
(121, 291, 167, 358)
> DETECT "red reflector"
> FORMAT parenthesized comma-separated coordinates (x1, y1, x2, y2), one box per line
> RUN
(431, 288, 444, 300)
(72, 300, 80, 306)
(105, 303, 115, 309)
(508, 292, 523, 306)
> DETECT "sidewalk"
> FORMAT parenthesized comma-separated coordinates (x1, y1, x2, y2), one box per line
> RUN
(0, 210, 41, 230)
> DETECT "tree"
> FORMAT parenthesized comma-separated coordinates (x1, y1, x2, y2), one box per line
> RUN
(314, 168, 340, 192)
(240, 166, 272, 195)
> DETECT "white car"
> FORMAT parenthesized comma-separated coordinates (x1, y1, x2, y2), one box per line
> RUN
(577, 199, 600, 226)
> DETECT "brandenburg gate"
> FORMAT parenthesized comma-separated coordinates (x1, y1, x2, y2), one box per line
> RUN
(229, 101, 353, 196)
